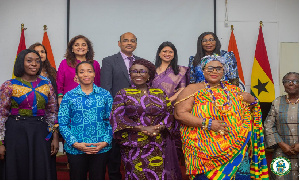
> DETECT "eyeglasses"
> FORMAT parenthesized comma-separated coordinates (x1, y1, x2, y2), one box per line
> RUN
(204, 66, 223, 73)
(283, 80, 299, 85)
(129, 69, 148, 75)
(202, 38, 216, 43)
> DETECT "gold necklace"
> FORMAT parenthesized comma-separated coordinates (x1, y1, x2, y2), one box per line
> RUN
(286, 95, 299, 105)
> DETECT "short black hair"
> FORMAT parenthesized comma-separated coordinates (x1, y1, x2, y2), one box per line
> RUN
(282, 72, 299, 83)
(75, 61, 95, 75)
(14, 49, 42, 77)
(155, 41, 179, 75)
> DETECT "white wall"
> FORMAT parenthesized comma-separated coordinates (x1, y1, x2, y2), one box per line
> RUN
(0, 0, 67, 84)
(0, 0, 298, 99)
(69, 0, 214, 68)
(216, 0, 299, 97)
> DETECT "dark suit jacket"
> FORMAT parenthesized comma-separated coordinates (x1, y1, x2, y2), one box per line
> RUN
(100, 52, 141, 97)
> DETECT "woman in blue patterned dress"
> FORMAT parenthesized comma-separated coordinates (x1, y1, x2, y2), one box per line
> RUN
(189, 32, 240, 87)
(0, 49, 58, 179)
(58, 61, 113, 180)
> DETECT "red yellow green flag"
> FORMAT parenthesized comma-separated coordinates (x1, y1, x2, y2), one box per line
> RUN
(42, 31, 56, 69)
(228, 28, 245, 84)
(12, 28, 26, 78)
(251, 25, 275, 102)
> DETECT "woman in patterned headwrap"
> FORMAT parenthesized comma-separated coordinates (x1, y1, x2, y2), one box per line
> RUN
(174, 55, 269, 180)
(110, 59, 182, 180)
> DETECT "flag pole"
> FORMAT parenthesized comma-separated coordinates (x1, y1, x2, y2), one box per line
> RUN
(259, 21, 263, 27)
(43, 25, 47, 32)
(231, 25, 234, 31)
(21, 23, 27, 32)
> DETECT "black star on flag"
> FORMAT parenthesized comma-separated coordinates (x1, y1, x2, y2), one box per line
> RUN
(253, 79, 269, 96)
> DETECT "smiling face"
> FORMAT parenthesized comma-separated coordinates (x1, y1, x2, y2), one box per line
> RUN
(159, 46, 174, 63)
(23, 52, 41, 76)
(130, 64, 150, 87)
(76, 63, 95, 85)
(72, 38, 88, 57)
(283, 74, 299, 96)
(202, 34, 216, 55)
(203, 60, 224, 84)
(118, 33, 137, 56)
(34, 45, 47, 62)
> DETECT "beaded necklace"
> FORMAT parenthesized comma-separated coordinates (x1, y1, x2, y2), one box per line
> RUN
(286, 95, 299, 105)
(204, 79, 232, 114)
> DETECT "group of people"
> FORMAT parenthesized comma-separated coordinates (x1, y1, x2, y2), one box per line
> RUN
(0, 31, 298, 180)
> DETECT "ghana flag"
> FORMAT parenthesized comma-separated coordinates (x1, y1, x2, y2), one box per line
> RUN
(12, 26, 26, 79)
(251, 24, 275, 102)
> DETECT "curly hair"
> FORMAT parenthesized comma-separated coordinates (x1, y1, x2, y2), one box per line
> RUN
(29, 42, 57, 79)
(65, 35, 95, 68)
(193, 32, 221, 67)
(131, 59, 156, 82)
(14, 49, 42, 77)
(155, 41, 179, 75)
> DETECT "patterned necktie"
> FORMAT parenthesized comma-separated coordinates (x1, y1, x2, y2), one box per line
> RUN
(128, 57, 134, 69)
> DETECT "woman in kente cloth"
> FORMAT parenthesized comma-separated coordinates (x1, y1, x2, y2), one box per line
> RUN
(0, 49, 58, 179)
(110, 59, 182, 180)
(174, 55, 269, 180)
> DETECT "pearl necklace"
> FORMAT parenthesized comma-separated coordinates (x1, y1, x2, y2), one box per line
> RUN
(204, 80, 232, 114)
(286, 95, 299, 105)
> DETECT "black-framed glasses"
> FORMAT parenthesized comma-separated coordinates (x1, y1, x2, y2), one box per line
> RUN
(283, 79, 299, 85)
(202, 38, 216, 43)
(129, 69, 148, 75)
(205, 66, 223, 73)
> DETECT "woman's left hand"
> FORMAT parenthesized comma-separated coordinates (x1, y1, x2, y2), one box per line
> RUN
(51, 137, 59, 156)
(237, 92, 256, 104)
(90, 142, 108, 154)
(292, 143, 299, 153)
(141, 124, 165, 137)
(210, 119, 229, 135)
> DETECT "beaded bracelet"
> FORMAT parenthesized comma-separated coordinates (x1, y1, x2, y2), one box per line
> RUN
(249, 97, 259, 106)
(0, 140, 4, 146)
(202, 118, 207, 129)
(207, 119, 212, 131)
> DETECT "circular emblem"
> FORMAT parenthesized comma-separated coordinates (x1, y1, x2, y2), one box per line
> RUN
(270, 157, 291, 176)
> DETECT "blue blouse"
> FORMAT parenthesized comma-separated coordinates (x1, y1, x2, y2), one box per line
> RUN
(58, 84, 113, 155)
(188, 50, 239, 84)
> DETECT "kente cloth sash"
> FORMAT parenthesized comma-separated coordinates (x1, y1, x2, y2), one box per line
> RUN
(180, 83, 269, 180)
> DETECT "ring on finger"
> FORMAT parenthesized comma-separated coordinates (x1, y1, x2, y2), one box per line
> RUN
(218, 130, 225, 136)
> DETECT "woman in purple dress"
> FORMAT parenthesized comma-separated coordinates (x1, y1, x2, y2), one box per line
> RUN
(56, 35, 101, 105)
(152, 42, 188, 164)
(152, 41, 189, 104)
(110, 59, 181, 180)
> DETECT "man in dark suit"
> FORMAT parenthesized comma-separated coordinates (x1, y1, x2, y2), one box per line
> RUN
(100, 32, 141, 179)
(101, 32, 140, 97)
